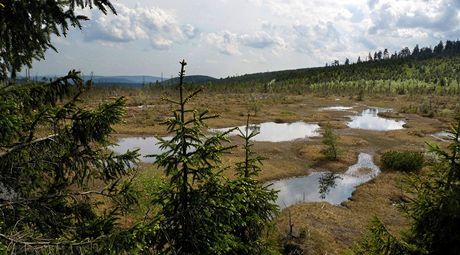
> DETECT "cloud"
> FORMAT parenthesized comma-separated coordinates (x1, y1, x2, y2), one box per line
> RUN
(206, 29, 287, 56)
(239, 31, 286, 49)
(368, 0, 379, 9)
(206, 31, 241, 55)
(84, 3, 198, 50)
(368, 0, 460, 37)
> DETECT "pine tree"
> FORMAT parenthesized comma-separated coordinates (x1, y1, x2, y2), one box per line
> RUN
(412, 44, 420, 57)
(153, 60, 239, 254)
(153, 62, 279, 254)
(384, 48, 389, 59)
(433, 41, 444, 55)
(0, 71, 143, 254)
(321, 124, 339, 160)
(226, 115, 279, 254)
(405, 116, 460, 254)
(0, 2, 155, 253)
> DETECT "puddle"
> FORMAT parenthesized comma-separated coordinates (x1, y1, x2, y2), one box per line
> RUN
(110, 137, 166, 163)
(347, 108, 405, 131)
(319, 106, 354, 111)
(211, 122, 321, 142)
(431, 131, 459, 142)
(126, 104, 156, 110)
(269, 153, 380, 208)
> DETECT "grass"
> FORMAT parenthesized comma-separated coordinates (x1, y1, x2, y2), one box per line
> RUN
(273, 172, 410, 254)
(84, 85, 458, 254)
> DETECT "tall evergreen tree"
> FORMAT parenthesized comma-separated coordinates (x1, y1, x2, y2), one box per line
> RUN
(0, 2, 157, 253)
(225, 115, 279, 254)
(377, 50, 383, 60)
(383, 49, 389, 59)
(153, 60, 240, 254)
(412, 44, 420, 57)
(434, 41, 444, 54)
(0, 72, 143, 254)
(153, 62, 279, 254)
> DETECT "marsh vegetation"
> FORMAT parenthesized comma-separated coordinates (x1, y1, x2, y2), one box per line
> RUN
(2, 1, 460, 254)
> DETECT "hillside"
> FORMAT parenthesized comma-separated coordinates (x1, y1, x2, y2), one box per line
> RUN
(219, 55, 460, 86)
(216, 41, 460, 86)
(161, 75, 216, 85)
(83, 75, 162, 85)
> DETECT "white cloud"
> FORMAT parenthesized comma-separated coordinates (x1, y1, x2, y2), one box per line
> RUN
(206, 29, 287, 56)
(31, 0, 460, 78)
(368, 0, 460, 36)
(206, 31, 241, 56)
(239, 31, 286, 49)
(84, 3, 198, 50)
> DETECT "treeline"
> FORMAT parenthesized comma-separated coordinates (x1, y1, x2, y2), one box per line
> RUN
(338, 40, 460, 66)
(215, 41, 460, 88)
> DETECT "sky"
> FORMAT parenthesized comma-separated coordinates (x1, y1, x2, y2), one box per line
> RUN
(27, 0, 460, 78)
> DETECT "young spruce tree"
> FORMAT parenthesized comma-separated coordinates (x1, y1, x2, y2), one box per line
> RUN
(153, 61, 278, 254)
(0, 73, 144, 254)
(225, 115, 279, 254)
(153, 60, 238, 254)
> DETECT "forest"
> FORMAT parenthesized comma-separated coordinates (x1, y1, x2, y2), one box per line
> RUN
(1, 1, 460, 254)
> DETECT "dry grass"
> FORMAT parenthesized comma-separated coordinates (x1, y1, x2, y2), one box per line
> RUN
(273, 172, 410, 254)
(83, 87, 458, 254)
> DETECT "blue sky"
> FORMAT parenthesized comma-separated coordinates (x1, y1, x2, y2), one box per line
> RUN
(27, 0, 460, 78)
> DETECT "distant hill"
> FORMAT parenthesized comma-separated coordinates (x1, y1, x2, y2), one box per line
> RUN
(21, 75, 217, 87)
(217, 40, 460, 85)
(21, 75, 163, 87)
(83, 75, 162, 85)
(161, 75, 216, 85)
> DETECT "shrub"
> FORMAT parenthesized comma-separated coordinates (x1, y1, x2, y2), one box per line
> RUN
(321, 125, 339, 160)
(381, 151, 424, 172)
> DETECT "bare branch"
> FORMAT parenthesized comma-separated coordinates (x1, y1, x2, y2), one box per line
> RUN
(0, 134, 57, 159)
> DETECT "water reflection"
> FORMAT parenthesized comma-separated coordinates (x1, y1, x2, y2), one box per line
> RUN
(347, 108, 405, 131)
(211, 122, 321, 142)
(110, 137, 166, 163)
(319, 106, 354, 111)
(269, 153, 380, 208)
(432, 131, 459, 142)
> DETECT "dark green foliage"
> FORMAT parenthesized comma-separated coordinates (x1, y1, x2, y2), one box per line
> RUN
(179, 42, 460, 98)
(352, 117, 460, 255)
(402, 119, 460, 255)
(381, 151, 424, 172)
(0, 0, 115, 79)
(227, 115, 279, 254)
(0, 72, 142, 254)
(352, 217, 418, 255)
(153, 61, 236, 254)
(321, 125, 339, 160)
(153, 62, 278, 254)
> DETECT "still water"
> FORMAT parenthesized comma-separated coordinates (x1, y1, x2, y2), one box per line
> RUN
(211, 121, 321, 142)
(319, 106, 354, 111)
(269, 153, 380, 208)
(110, 136, 166, 163)
(347, 108, 405, 131)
